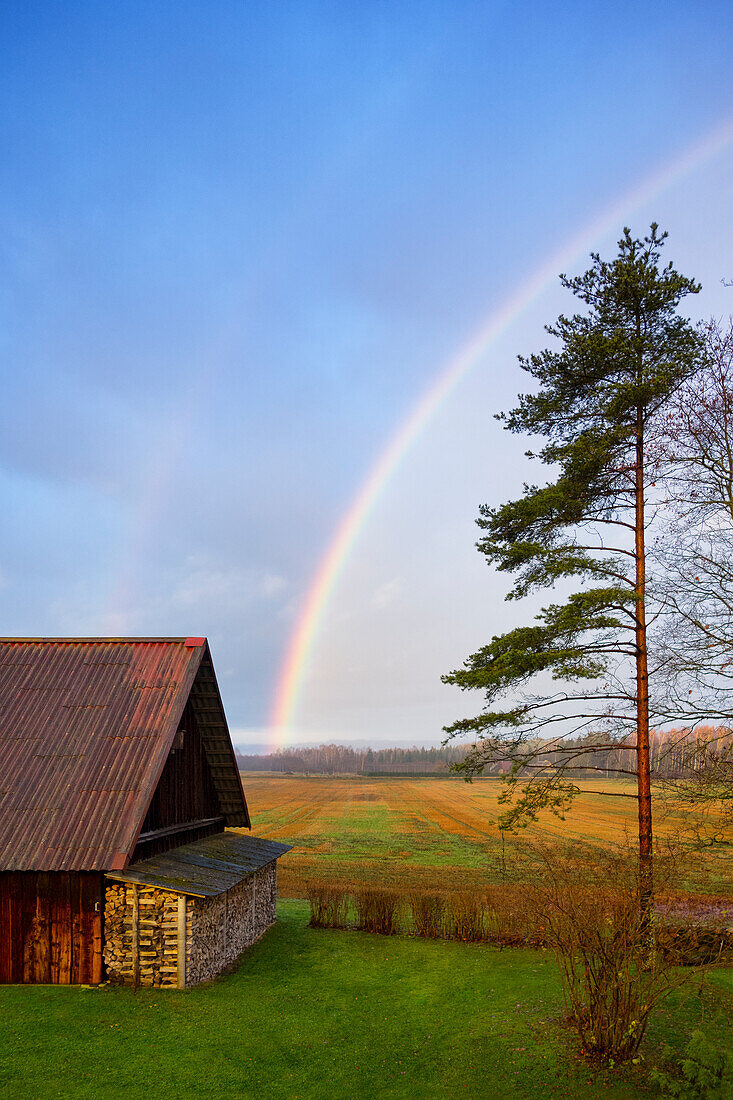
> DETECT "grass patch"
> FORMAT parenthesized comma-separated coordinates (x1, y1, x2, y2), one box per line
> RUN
(0, 901, 729, 1099)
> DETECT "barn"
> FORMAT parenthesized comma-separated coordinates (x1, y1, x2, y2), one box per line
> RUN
(0, 637, 290, 987)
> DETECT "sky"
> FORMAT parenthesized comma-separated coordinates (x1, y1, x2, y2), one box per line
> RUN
(2, 2, 733, 750)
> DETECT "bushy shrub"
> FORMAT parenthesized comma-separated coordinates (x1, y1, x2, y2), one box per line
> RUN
(307, 882, 350, 929)
(532, 845, 692, 1063)
(483, 886, 544, 947)
(447, 891, 487, 942)
(307, 881, 553, 945)
(354, 887, 401, 935)
(409, 891, 447, 938)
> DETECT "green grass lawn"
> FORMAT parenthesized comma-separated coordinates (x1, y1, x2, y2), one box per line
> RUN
(0, 901, 730, 1100)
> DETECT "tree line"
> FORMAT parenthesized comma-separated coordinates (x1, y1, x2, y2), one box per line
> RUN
(236, 726, 730, 778)
(236, 743, 470, 775)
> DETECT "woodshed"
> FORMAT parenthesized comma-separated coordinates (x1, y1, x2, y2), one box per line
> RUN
(0, 637, 290, 986)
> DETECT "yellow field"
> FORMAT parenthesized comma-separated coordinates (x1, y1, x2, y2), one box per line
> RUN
(240, 774, 731, 898)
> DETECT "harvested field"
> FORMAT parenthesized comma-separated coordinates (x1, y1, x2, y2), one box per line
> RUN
(239, 775, 732, 898)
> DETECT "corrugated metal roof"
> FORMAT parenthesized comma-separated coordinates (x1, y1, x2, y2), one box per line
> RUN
(0, 638, 249, 872)
(106, 831, 291, 896)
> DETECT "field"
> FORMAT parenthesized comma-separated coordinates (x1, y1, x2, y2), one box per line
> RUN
(1, 900, 730, 1100)
(241, 775, 732, 898)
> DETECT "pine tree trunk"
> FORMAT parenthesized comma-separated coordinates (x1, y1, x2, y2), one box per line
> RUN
(635, 404, 653, 915)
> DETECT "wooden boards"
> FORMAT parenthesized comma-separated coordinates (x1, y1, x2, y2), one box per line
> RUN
(0, 872, 103, 984)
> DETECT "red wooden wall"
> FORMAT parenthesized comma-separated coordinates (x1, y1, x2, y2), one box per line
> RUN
(0, 872, 103, 984)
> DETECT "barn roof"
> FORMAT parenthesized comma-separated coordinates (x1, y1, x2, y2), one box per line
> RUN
(107, 832, 291, 897)
(0, 638, 250, 872)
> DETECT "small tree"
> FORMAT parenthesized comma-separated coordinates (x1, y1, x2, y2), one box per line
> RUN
(443, 226, 703, 909)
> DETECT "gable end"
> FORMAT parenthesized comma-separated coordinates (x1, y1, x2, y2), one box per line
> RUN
(187, 649, 250, 829)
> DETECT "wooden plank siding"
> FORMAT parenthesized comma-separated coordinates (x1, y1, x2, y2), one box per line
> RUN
(132, 700, 223, 861)
(0, 872, 103, 984)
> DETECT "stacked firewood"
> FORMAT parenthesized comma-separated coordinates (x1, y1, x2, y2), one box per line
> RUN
(185, 894, 220, 985)
(103, 884, 130, 979)
(254, 864, 277, 937)
(103, 864, 279, 988)
(103, 884, 180, 987)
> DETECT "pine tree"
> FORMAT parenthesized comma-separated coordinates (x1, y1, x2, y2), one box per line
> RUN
(443, 226, 703, 907)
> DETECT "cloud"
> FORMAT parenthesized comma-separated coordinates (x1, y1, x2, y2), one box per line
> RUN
(171, 557, 288, 613)
(371, 579, 402, 609)
(260, 572, 288, 598)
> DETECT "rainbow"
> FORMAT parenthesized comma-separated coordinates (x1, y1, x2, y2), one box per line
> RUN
(269, 116, 733, 745)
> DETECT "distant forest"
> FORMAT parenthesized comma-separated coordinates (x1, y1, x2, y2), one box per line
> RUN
(236, 743, 469, 776)
(236, 726, 730, 778)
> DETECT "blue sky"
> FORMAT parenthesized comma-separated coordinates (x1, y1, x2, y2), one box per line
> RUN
(2, 2, 733, 746)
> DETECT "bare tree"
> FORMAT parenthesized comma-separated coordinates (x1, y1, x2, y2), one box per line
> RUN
(657, 727, 733, 845)
(652, 319, 733, 718)
(652, 317, 733, 831)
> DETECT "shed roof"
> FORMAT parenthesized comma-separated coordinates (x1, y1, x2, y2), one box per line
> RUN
(0, 638, 249, 872)
(106, 831, 291, 897)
